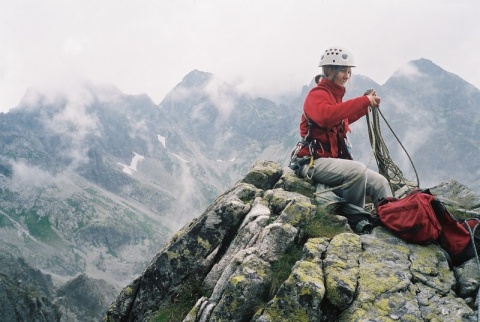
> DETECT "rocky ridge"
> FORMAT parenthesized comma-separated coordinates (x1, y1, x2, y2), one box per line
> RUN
(104, 160, 480, 321)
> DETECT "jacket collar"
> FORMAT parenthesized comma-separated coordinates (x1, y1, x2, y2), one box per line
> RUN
(317, 77, 346, 100)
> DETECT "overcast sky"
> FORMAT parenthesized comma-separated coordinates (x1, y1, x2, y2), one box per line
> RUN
(1, 0, 479, 113)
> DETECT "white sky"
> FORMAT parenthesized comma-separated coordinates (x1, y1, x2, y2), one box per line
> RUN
(1, 0, 479, 113)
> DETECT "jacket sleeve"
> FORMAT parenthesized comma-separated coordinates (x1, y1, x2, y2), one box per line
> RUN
(304, 89, 370, 128)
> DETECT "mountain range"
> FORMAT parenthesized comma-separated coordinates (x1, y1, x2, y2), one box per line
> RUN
(0, 58, 479, 320)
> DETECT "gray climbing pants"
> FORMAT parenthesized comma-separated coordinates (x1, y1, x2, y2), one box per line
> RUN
(300, 158, 392, 208)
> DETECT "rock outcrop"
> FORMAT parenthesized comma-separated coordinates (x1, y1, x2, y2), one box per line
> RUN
(55, 274, 118, 322)
(0, 252, 61, 321)
(104, 160, 480, 322)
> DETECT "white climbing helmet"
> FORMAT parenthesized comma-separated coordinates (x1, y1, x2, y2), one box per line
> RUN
(319, 45, 356, 67)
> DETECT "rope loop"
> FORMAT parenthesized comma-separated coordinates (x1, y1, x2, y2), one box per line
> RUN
(365, 97, 420, 192)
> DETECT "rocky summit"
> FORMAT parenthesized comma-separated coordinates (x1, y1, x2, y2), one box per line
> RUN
(104, 160, 480, 322)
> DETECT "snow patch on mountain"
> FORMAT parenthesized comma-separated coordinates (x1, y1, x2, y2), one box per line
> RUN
(157, 135, 166, 148)
(172, 153, 189, 163)
(118, 152, 145, 175)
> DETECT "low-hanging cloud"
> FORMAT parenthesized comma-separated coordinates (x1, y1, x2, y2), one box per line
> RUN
(11, 160, 55, 189)
(44, 91, 100, 169)
(395, 63, 426, 80)
(204, 76, 238, 118)
(15, 83, 103, 172)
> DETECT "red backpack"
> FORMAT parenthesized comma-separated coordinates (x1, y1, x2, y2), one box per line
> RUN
(376, 189, 479, 266)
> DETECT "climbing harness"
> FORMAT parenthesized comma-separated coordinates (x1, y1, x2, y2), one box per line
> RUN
(289, 112, 322, 180)
(365, 89, 420, 192)
(288, 141, 313, 178)
(289, 110, 373, 202)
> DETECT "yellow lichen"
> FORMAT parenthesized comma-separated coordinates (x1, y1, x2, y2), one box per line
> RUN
(282, 201, 315, 226)
(197, 236, 211, 250)
(359, 267, 407, 296)
(375, 298, 391, 313)
(256, 268, 267, 278)
(293, 262, 317, 282)
(342, 308, 367, 321)
(166, 251, 179, 260)
(230, 275, 246, 287)
(227, 298, 238, 311)
(326, 276, 356, 307)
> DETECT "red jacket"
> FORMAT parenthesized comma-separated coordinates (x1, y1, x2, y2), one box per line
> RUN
(298, 77, 371, 159)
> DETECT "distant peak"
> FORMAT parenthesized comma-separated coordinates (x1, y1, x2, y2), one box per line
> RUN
(180, 70, 213, 87)
(412, 58, 434, 64)
(409, 58, 442, 70)
(385, 58, 446, 84)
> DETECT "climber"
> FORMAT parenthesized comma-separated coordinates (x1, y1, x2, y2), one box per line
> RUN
(290, 45, 393, 209)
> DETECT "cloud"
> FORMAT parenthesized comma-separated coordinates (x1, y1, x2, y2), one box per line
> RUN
(205, 76, 237, 118)
(11, 161, 55, 189)
(166, 73, 238, 118)
(46, 96, 100, 168)
(166, 85, 188, 103)
(63, 37, 86, 56)
(16, 80, 102, 169)
(394, 63, 425, 80)
(1, 0, 479, 113)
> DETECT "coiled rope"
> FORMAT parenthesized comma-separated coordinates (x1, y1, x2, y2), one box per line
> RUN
(365, 90, 420, 192)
